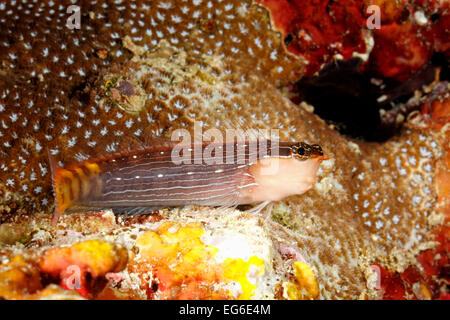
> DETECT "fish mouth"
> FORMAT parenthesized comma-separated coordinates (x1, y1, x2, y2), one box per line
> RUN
(309, 144, 326, 160)
(314, 155, 330, 161)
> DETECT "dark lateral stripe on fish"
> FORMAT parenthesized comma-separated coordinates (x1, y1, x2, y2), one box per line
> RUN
(91, 162, 252, 206)
(84, 183, 244, 208)
(102, 167, 247, 194)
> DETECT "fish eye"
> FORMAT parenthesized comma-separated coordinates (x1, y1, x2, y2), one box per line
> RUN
(297, 147, 306, 156)
(292, 143, 311, 160)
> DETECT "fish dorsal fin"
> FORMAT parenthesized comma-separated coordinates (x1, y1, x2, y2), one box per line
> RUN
(58, 133, 180, 168)
(55, 114, 282, 169)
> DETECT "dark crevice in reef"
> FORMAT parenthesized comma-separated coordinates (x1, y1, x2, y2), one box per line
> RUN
(293, 55, 449, 142)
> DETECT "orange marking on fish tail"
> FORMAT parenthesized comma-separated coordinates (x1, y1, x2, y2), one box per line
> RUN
(83, 162, 101, 175)
(48, 151, 73, 224)
(74, 163, 98, 199)
(70, 170, 82, 201)
(74, 167, 88, 199)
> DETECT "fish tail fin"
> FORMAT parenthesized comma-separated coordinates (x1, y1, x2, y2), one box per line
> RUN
(48, 151, 73, 224)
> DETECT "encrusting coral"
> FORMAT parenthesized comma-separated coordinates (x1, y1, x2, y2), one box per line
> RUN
(0, 0, 448, 299)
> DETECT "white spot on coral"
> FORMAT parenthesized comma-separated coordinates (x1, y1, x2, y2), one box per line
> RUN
(315, 176, 344, 196)
(106, 142, 118, 153)
(84, 130, 92, 139)
(363, 200, 370, 208)
(253, 37, 262, 49)
(156, 11, 165, 21)
(74, 153, 89, 162)
(420, 147, 432, 158)
(9, 113, 18, 122)
(67, 137, 77, 148)
(34, 186, 42, 194)
(171, 15, 182, 23)
(100, 127, 108, 136)
(125, 119, 134, 128)
(374, 201, 382, 212)
(375, 220, 384, 229)
(38, 162, 48, 177)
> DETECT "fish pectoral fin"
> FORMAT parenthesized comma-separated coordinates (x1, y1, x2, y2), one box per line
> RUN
(243, 200, 271, 214)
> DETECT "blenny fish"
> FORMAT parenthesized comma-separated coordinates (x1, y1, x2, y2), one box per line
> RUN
(50, 141, 325, 222)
